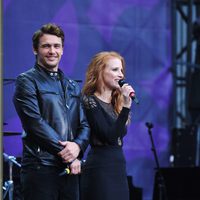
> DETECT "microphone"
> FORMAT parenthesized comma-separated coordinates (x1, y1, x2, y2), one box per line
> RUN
(145, 122, 153, 129)
(59, 167, 71, 176)
(59, 160, 86, 176)
(118, 79, 139, 104)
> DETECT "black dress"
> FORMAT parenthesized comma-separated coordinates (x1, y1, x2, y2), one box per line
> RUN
(80, 95, 130, 200)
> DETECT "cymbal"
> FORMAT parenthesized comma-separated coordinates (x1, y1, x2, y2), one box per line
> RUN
(3, 132, 21, 136)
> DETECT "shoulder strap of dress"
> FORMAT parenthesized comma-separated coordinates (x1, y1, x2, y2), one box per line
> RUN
(82, 95, 98, 109)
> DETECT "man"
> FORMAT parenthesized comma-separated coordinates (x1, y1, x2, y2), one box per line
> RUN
(13, 23, 90, 200)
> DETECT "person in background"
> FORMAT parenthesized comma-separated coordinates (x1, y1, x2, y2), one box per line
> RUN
(13, 23, 90, 200)
(80, 51, 135, 200)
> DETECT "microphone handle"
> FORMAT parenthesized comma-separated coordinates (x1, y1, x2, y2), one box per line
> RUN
(59, 168, 70, 176)
(130, 92, 139, 104)
(132, 95, 139, 104)
(59, 160, 86, 176)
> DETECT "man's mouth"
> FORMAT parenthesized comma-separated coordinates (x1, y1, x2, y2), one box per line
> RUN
(47, 57, 57, 61)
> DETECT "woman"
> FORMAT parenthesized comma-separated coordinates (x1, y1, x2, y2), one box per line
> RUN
(80, 51, 135, 200)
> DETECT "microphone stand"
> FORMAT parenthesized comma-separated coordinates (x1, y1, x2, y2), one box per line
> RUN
(145, 122, 168, 200)
(3, 153, 21, 200)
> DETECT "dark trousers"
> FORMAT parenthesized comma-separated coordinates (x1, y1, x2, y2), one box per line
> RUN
(20, 165, 79, 200)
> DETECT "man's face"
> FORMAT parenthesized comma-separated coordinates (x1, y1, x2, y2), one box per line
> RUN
(34, 34, 63, 71)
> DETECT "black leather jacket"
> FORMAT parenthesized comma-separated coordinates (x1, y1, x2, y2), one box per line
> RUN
(13, 64, 90, 167)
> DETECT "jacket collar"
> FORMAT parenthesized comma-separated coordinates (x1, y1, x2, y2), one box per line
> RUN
(34, 63, 65, 80)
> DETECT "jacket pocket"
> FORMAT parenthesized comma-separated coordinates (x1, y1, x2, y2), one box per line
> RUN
(39, 90, 59, 95)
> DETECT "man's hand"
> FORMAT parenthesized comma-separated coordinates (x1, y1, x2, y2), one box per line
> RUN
(69, 159, 81, 175)
(58, 141, 80, 163)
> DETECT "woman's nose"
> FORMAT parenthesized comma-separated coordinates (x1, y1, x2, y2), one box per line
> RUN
(118, 71, 124, 79)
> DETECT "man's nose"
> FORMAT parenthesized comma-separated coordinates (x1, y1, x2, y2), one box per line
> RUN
(49, 46, 56, 53)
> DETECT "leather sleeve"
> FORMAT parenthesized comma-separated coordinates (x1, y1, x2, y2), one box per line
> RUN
(73, 96, 90, 157)
(13, 74, 63, 155)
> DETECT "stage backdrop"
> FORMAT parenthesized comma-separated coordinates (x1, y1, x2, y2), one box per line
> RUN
(3, 0, 172, 199)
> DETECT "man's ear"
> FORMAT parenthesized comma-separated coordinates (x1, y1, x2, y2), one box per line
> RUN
(33, 47, 37, 55)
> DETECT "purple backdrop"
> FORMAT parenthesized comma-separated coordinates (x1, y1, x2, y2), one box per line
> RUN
(3, 0, 172, 199)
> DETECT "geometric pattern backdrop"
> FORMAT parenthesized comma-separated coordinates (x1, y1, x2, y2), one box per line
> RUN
(3, 0, 172, 199)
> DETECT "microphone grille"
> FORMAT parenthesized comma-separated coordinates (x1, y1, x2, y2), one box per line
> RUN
(118, 79, 126, 87)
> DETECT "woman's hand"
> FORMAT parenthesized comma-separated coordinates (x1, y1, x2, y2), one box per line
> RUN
(120, 83, 135, 108)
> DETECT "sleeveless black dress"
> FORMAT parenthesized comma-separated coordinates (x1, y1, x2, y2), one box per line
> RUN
(80, 95, 130, 200)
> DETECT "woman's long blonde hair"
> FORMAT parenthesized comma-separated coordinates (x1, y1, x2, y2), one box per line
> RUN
(82, 51, 126, 115)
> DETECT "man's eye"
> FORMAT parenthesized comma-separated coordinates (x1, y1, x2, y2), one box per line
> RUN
(54, 44, 62, 48)
(41, 44, 51, 48)
(40, 44, 62, 49)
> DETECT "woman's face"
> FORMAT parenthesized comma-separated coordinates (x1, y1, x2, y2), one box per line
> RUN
(101, 57, 124, 90)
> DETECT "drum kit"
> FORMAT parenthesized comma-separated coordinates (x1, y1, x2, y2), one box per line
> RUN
(3, 132, 22, 200)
